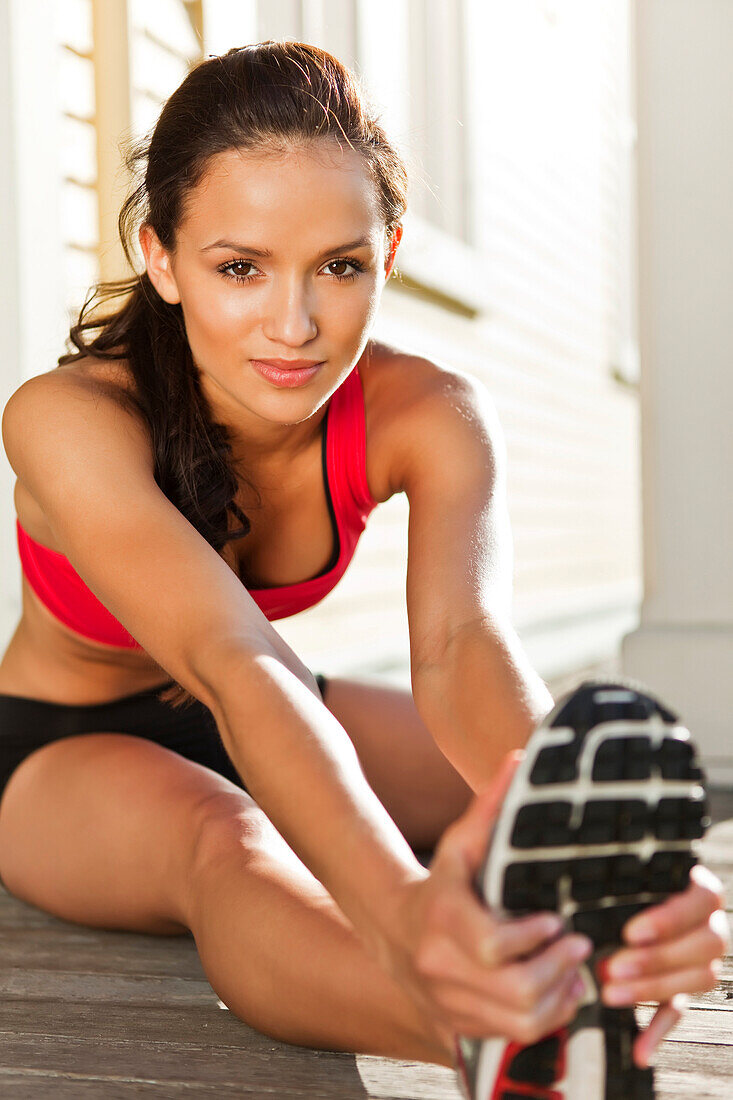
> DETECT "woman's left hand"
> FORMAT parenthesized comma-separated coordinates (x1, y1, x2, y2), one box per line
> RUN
(600, 863, 730, 1067)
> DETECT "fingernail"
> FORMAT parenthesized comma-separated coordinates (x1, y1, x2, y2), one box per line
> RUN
(542, 915, 564, 936)
(607, 958, 639, 980)
(570, 937, 593, 961)
(604, 985, 633, 1005)
(625, 920, 656, 944)
(571, 975, 586, 998)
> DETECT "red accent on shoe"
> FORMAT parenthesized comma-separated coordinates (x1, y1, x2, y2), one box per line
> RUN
(489, 1029, 567, 1100)
(454, 1036, 470, 1087)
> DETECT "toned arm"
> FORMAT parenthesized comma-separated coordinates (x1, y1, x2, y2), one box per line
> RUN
(1, 372, 315, 706)
(397, 366, 515, 675)
(395, 364, 554, 788)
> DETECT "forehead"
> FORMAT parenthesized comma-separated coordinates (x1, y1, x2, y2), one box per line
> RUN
(179, 141, 383, 250)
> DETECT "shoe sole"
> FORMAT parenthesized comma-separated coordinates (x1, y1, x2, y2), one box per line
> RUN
(454, 677, 709, 1100)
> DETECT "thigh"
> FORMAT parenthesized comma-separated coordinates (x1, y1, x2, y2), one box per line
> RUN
(321, 675, 473, 850)
(0, 730, 259, 935)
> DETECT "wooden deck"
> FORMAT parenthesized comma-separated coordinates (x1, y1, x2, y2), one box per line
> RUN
(1, 797, 731, 1097)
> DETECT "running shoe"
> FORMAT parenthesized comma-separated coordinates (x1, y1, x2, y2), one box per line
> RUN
(454, 677, 709, 1100)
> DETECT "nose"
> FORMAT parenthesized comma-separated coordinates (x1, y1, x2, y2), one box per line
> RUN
(262, 276, 318, 346)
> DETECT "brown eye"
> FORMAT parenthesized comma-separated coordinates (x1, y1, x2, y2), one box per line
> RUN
(324, 258, 363, 281)
(218, 260, 258, 284)
(228, 261, 255, 278)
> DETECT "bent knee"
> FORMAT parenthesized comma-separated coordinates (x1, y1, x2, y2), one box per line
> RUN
(187, 791, 311, 926)
(190, 791, 283, 878)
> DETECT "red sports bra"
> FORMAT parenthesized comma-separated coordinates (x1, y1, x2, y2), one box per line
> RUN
(15, 365, 378, 649)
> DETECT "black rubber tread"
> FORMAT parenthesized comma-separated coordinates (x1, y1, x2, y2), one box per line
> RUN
(499, 1091, 548, 1100)
(506, 1035, 561, 1086)
(499, 1091, 549, 1100)
(602, 1008, 655, 1099)
(592, 736, 653, 781)
(456, 678, 707, 1100)
(530, 743, 581, 785)
(547, 677, 678, 732)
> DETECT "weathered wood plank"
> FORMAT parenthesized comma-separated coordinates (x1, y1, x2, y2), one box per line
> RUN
(0, 1033, 461, 1098)
(355, 1055, 463, 1098)
(654, 1043, 733, 1099)
(0, 1081, 249, 1099)
(0, 895, 74, 929)
(0, 1075, 323, 1099)
(636, 1005, 733, 1044)
(0, 1001, 263, 1050)
(0, 927, 204, 978)
(0, 969, 216, 1005)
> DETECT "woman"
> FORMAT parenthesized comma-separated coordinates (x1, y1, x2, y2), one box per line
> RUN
(0, 41, 725, 1093)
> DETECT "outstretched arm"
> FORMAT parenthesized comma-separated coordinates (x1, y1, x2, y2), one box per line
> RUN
(395, 362, 554, 791)
(390, 360, 729, 1063)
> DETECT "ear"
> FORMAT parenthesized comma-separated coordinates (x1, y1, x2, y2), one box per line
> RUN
(384, 224, 403, 281)
(138, 224, 182, 305)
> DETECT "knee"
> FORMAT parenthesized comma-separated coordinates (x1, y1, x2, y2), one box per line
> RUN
(189, 788, 296, 892)
(185, 791, 296, 933)
(191, 791, 267, 867)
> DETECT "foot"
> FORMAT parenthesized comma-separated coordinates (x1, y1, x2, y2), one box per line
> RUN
(454, 677, 709, 1100)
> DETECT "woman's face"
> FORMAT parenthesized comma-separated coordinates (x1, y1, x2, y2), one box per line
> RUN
(140, 140, 400, 456)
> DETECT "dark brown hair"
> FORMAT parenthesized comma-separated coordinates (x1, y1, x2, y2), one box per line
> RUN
(57, 40, 408, 708)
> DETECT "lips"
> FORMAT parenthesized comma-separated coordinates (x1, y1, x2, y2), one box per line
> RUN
(253, 358, 324, 370)
(250, 358, 324, 389)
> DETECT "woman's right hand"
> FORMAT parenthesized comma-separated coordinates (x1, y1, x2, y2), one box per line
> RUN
(384, 751, 593, 1050)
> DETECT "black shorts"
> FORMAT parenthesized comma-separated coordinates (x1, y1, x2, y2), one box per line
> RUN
(0, 672, 328, 810)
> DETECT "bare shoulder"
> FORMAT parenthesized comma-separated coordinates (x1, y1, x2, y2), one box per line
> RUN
(2, 355, 151, 547)
(361, 339, 501, 501)
(3, 354, 146, 455)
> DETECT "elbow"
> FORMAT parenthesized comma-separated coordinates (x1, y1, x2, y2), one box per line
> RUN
(193, 635, 322, 719)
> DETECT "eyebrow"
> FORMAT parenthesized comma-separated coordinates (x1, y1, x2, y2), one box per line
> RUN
(200, 236, 375, 258)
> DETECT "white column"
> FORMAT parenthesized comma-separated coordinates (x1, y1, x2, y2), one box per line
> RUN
(622, 0, 733, 780)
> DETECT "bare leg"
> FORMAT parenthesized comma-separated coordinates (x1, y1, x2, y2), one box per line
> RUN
(0, 733, 452, 1066)
(321, 674, 473, 848)
(184, 794, 452, 1064)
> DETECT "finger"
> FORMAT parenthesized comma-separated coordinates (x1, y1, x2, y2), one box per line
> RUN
(602, 962, 722, 1007)
(528, 963, 588, 1043)
(415, 925, 591, 1009)
(424, 887, 565, 973)
(435, 964, 584, 1044)
(494, 933, 593, 1013)
(623, 866, 726, 946)
(633, 998, 687, 1067)
(482, 911, 567, 967)
(606, 910, 730, 985)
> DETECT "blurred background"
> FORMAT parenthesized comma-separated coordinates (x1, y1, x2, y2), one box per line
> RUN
(1, 0, 730, 785)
